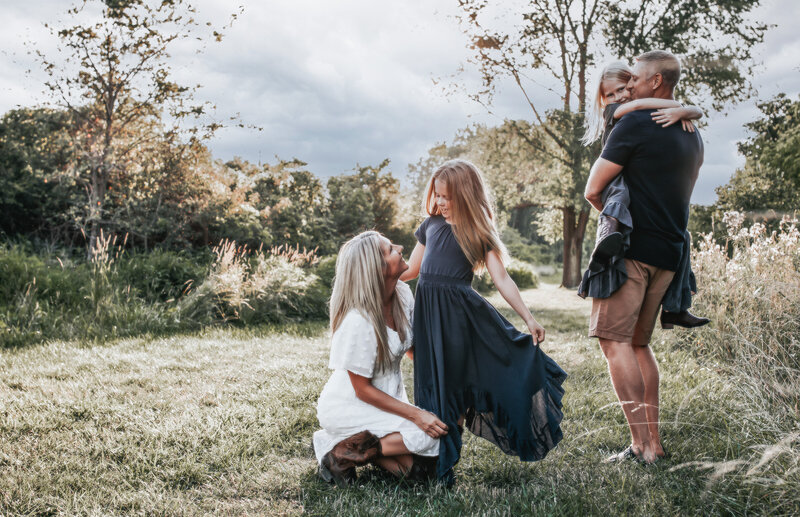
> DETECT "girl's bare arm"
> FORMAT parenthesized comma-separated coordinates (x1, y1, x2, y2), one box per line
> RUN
(652, 106, 704, 130)
(485, 250, 545, 344)
(348, 371, 447, 438)
(613, 98, 682, 119)
(399, 242, 425, 281)
(665, 106, 703, 120)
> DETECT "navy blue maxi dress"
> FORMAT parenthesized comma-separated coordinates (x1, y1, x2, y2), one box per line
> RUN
(412, 216, 567, 483)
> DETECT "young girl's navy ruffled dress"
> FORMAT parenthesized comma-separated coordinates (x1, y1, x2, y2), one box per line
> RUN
(412, 216, 567, 483)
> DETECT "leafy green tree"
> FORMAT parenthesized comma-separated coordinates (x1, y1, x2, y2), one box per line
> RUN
(454, 0, 767, 287)
(716, 94, 800, 212)
(36, 0, 237, 258)
(250, 159, 334, 253)
(107, 132, 227, 249)
(406, 128, 475, 199)
(0, 108, 83, 243)
(328, 159, 411, 249)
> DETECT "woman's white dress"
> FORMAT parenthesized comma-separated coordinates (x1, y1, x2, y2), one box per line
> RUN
(313, 282, 439, 464)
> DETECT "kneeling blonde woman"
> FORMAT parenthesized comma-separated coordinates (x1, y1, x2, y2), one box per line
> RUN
(313, 231, 447, 485)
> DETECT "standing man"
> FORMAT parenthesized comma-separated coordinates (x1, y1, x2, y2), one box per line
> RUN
(584, 50, 703, 464)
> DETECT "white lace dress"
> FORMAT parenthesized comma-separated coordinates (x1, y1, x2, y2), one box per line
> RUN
(313, 282, 439, 464)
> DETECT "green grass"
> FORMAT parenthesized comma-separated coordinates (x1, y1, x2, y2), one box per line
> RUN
(1, 284, 797, 516)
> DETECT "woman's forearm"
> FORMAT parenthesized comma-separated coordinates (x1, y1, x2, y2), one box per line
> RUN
(350, 374, 420, 423)
(614, 98, 681, 118)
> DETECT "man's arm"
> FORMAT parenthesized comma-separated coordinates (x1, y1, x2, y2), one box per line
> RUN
(584, 158, 624, 211)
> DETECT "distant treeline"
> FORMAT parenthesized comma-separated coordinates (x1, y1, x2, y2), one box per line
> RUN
(0, 107, 416, 256)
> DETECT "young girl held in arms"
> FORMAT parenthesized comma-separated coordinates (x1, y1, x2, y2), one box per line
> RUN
(579, 60, 709, 329)
(401, 160, 567, 485)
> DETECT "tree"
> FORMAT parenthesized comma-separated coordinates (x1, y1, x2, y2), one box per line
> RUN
(107, 130, 226, 249)
(454, 0, 767, 287)
(716, 94, 800, 212)
(0, 108, 83, 244)
(328, 160, 411, 249)
(36, 0, 238, 258)
(406, 128, 475, 200)
(250, 159, 334, 253)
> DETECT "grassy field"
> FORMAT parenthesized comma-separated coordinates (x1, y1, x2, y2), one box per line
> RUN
(0, 283, 795, 516)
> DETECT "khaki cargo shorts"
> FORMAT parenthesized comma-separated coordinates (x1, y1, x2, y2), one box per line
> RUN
(589, 258, 675, 346)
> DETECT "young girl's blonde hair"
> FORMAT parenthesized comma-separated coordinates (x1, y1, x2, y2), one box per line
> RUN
(424, 160, 508, 272)
(582, 60, 633, 145)
(329, 231, 409, 373)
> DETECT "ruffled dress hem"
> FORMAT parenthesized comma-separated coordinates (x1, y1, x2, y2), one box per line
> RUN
(417, 353, 566, 479)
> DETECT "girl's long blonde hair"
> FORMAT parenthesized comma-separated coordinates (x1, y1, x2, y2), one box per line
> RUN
(329, 231, 409, 373)
(424, 160, 508, 271)
(582, 60, 633, 145)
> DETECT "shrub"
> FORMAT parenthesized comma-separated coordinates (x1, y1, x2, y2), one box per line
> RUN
(0, 236, 180, 347)
(472, 259, 539, 293)
(507, 259, 539, 289)
(502, 226, 558, 265)
(687, 212, 800, 407)
(312, 255, 337, 289)
(116, 249, 212, 302)
(179, 242, 326, 325)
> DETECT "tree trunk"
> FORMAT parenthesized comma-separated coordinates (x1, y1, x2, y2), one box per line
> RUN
(561, 206, 590, 288)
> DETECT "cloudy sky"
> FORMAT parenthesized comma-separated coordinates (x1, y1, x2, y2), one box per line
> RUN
(2, 0, 798, 205)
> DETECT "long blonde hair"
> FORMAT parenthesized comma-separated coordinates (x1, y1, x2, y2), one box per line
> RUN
(423, 160, 508, 271)
(582, 60, 633, 145)
(329, 231, 409, 373)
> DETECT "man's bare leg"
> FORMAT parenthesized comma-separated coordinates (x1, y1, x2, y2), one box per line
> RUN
(633, 345, 663, 457)
(599, 338, 656, 463)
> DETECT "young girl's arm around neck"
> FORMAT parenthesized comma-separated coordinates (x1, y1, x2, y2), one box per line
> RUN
(485, 250, 546, 345)
(613, 98, 682, 119)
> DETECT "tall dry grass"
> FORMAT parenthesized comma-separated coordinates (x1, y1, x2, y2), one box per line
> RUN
(178, 241, 326, 325)
(675, 211, 800, 506)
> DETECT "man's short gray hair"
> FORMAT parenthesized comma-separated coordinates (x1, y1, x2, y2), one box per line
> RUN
(636, 50, 681, 89)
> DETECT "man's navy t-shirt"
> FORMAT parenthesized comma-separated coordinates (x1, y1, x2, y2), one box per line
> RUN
(600, 108, 703, 271)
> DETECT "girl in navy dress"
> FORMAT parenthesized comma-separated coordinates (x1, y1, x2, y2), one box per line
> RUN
(400, 159, 566, 485)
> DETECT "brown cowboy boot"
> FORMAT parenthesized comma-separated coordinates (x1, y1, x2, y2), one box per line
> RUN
(319, 430, 382, 487)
